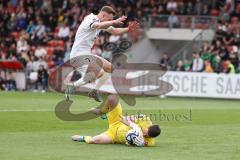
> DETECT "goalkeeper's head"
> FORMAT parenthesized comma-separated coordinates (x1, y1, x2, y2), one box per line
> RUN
(147, 125, 161, 138)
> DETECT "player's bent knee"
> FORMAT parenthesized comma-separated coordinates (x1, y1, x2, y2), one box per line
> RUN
(107, 95, 119, 108)
(102, 59, 114, 73)
(108, 64, 114, 73)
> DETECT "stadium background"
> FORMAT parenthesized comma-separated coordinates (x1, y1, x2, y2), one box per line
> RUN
(0, 0, 239, 92)
(0, 0, 240, 160)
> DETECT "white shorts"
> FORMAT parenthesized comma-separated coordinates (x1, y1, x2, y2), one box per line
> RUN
(69, 51, 105, 70)
(69, 50, 92, 60)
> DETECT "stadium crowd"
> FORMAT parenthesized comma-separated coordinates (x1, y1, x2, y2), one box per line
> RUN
(171, 13, 240, 73)
(0, 0, 240, 91)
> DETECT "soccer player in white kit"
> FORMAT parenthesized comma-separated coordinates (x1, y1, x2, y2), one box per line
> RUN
(65, 6, 139, 102)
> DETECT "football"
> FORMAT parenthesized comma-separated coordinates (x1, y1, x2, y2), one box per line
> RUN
(125, 129, 139, 145)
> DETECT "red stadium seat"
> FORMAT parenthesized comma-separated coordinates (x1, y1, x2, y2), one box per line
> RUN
(230, 23, 238, 33)
(211, 9, 219, 17)
(231, 17, 239, 24)
(31, 46, 36, 52)
(47, 40, 59, 47)
(0, 60, 24, 70)
(227, 46, 233, 52)
(46, 47, 54, 55)
(53, 40, 59, 47)
(47, 40, 54, 46)
(54, 27, 59, 33)
(10, 32, 20, 40)
(48, 60, 55, 68)
(57, 40, 65, 48)
(195, 23, 208, 29)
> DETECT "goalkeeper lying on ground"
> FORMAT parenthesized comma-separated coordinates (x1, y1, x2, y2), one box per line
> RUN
(72, 95, 161, 146)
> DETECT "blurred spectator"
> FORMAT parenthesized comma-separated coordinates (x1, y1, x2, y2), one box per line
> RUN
(186, 2, 194, 15)
(26, 20, 36, 35)
(32, 19, 46, 41)
(175, 60, 184, 71)
(53, 47, 65, 61)
(32, 56, 48, 71)
(26, 56, 35, 76)
(204, 60, 214, 73)
(34, 65, 48, 93)
(219, 45, 229, 61)
(177, 2, 185, 15)
(226, 0, 235, 13)
(212, 55, 223, 73)
(194, 0, 203, 15)
(201, 4, 210, 16)
(16, 36, 29, 54)
(192, 53, 204, 72)
(183, 60, 191, 71)
(34, 45, 47, 58)
(58, 22, 70, 39)
(0, 76, 5, 90)
(223, 60, 235, 73)
(167, 0, 177, 12)
(48, 15, 58, 32)
(6, 43, 17, 60)
(15, 9, 27, 30)
(168, 11, 180, 28)
(5, 72, 16, 91)
(217, 21, 228, 34)
(160, 54, 170, 70)
(228, 47, 239, 69)
(219, 5, 230, 22)
(223, 27, 235, 45)
(201, 42, 211, 61)
(238, 53, 240, 73)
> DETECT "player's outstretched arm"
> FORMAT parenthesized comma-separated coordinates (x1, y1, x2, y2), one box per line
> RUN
(106, 21, 139, 35)
(121, 116, 141, 132)
(93, 16, 127, 29)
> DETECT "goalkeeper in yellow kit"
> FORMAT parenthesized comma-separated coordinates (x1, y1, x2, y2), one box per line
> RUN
(72, 95, 161, 146)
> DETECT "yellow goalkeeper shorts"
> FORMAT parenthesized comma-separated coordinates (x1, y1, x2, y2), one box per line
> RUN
(103, 102, 123, 142)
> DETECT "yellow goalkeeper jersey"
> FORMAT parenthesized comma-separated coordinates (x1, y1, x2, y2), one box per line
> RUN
(115, 115, 155, 146)
(104, 103, 155, 146)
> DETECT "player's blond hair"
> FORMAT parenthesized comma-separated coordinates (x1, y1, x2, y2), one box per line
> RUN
(100, 6, 117, 16)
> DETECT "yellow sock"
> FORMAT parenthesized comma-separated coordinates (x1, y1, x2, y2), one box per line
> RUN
(84, 136, 93, 144)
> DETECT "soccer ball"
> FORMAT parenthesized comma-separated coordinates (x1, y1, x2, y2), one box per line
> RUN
(125, 129, 139, 145)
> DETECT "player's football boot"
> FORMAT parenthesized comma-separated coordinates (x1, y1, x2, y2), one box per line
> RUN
(71, 135, 85, 142)
(64, 85, 75, 101)
(64, 70, 81, 101)
(100, 114, 107, 120)
(88, 89, 102, 102)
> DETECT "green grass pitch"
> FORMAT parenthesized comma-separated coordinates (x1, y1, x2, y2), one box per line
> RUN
(0, 91, 240, 160)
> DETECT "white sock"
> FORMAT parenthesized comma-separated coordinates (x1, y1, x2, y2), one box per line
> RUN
(72, 65, 88, 87)
(95, 72, 111, 90)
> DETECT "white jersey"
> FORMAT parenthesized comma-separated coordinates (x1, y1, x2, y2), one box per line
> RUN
(70, 13, 101, 59)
